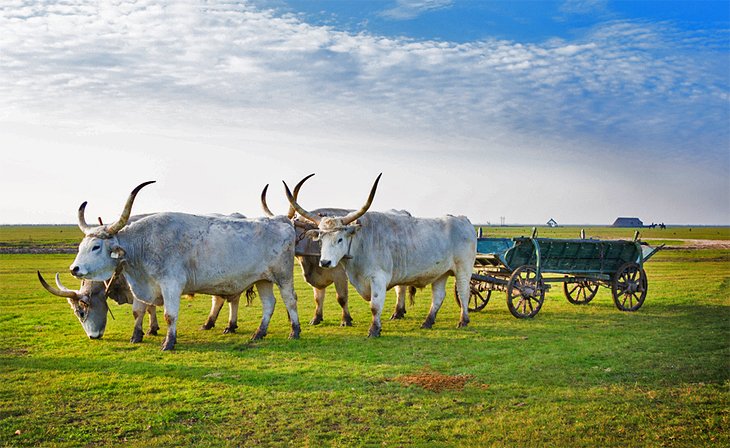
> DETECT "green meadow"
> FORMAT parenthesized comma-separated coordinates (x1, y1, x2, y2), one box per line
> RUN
(0, 226, 728, 446)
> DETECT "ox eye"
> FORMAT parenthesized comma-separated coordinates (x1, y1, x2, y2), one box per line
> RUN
(92, 245, 101, 251)
(338, 238, 343, 244)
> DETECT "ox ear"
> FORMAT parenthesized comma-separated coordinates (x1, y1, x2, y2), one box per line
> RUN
(305, 229, 321, 241)
(110, 246, 126, 260)
(345, 224, 362, 236)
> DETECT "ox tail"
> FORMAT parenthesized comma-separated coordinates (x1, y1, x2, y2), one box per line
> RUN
(245, 287, 257, 306)
(408, 286, 417, 306)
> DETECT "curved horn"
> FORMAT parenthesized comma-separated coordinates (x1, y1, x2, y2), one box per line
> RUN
(37, 271, 78, 299)
(287, 173, 316, 219)
(260, 184, 275, 217)
(341, 173, 382, 225)
(106, 181, 156, 235)
(77, 202, 93, 234)
(283, 181, 321, 225)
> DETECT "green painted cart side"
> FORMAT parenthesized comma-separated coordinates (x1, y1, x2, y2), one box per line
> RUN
(462, 230, 663, 318)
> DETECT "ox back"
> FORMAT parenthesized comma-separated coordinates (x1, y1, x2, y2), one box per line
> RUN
(346, 212, 476, 291)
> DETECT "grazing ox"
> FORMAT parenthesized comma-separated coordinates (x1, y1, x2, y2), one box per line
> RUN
(37, 268, 250, 342)
(69, 181, 300, 350)
(37, 271, 159, 340)
(261, 177, 415, 326)
(284, 174, 476, 337)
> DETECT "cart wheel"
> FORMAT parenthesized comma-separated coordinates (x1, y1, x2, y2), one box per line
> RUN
(612, 262, 648, 311)
(563, 280, 599, 305)
(454, 279, 492, 312)
(506, 266, 545, 318)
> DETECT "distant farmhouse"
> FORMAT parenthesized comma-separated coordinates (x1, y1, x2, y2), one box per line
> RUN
(612, 217, 644, 227)
(546, 218, 558, 227)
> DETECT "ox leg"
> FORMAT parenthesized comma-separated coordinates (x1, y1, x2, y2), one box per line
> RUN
(310, 287, 325, 325)
(160, 285, 182, 351)
(223, 294, 241, 334)
(368, 278, 387, 338)
(421, 274, 449, 329)
(334, 273, 353, 327)
(391, 285, 408, 320)
(130, 299, 147, 343)
(201, 295, 225, 330)
(455, 273, 470, 328)
(278, 279, 301, 339)
(146, 305, 160, 336)
(252, 281, 275, 340)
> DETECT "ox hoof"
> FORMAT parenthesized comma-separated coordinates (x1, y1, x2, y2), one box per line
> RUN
(251, 329, 267, 341)
(146, 327, 159, 336)
(200, 321, 215, 330)
(421, 316, 435, 329)
(223, 324, 238, 334)
(341, 316, 353, 327)
(309, 315, 323, 326)
(130, 328, 144, 343)
(367, 325, 381, 338)
(289, 323, 301, 339)
(161, 336, 176, 351)
(390, 309, 406, 320)
(457, 319, 469, 328)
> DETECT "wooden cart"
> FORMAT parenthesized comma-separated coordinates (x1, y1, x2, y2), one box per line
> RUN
(460, 229, 663, 318)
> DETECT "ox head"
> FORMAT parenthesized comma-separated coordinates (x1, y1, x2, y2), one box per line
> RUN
(284, 174, 381, 268)
(37, 271, 110, 339)
(70, 181, 155, 281)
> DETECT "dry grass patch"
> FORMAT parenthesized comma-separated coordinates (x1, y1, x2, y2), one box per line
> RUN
(392, 368, 480, 392)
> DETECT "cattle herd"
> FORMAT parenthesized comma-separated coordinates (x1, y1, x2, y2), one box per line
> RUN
(38, 175, 477, 350)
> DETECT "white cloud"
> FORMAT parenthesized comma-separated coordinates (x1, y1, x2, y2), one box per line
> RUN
(0, 0, 728, 224)
(380, 0, 454, 20)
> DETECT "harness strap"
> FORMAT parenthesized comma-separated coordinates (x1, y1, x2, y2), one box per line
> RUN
(104, 259, 126, 299)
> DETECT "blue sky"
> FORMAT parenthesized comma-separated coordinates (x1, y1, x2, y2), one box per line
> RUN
(0, 0, 728, 225)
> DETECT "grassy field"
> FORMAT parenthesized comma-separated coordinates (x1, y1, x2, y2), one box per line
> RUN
(0, 227, 728, 446)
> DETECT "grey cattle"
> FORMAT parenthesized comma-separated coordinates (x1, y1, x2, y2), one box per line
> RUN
(69, 181, 300, 350)
(284, 174, 476, 337)
(39, 212, 248, 342)
(37, 271, 159, 340)
(261, 178, 415, 326)
(37, 269, 248, 342)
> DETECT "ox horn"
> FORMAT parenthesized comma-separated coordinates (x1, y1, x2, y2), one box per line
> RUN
(37, 271, 78, 299)
(263, 174, 315, 219)
(105, 181, 156, 235)
(260, 184, 275, 217)
(340, 173, 382, 225)
(77, 201, 93, 234)
(287, 173, 316, 219)
(283, 180, 321, 225)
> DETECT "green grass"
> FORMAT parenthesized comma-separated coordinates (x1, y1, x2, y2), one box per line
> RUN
(0, 228, 728, 447)
(0, 226, 83, 248)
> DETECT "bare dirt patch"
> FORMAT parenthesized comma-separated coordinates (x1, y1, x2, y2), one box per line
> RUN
(644, 239, 730, 250)
(392, 368, 479, 392)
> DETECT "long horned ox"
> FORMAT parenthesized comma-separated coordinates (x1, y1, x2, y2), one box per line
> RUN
(38, 214, 252, 342)
(261, 174, 415, 326)
(40, 213, 249, 342)
(284, 174, 476, 337)
(69, 181, 300, 350)
(37, 271, 159, 340)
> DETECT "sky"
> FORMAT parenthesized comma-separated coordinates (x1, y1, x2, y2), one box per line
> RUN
(1, 0, 728, 225)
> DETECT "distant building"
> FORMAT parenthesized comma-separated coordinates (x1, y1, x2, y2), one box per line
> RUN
(612, 217, 644, 227)
(546, 218, 558, 227)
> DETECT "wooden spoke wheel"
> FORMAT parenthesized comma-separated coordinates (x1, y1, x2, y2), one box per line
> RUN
(612, 262, 648, 311)
(506, 265, 545, 319)
(563, 280, 599, 305)
(454, 278, 492, 312)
